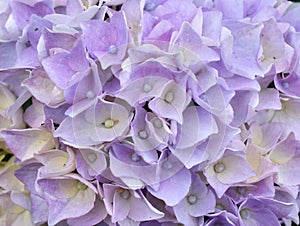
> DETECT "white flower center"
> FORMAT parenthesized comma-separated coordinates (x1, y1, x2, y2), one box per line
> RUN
(77, 182, 88, 190)
(214, 162, 225, 173)
(187, 194, 197, 205)
(236, 186, 248, 195)
(240, 209, 250, 220)
(281, 81, 289, 89)
(131, 153, 141, 162)
(86, 90, 95, 99)
(87, 153, 97, 163)
(108, 45, 118, 54)
(216, 204, 225, 210)
(144, 2, 155, 11)
(164, 91, 174, 103)
(153, 118, 163, 128)
(143, 83, 152, 93)
(104, 119, 115, 128)
(138, 130, 148, 139)
(120, 190, 131, 200)
(163, 160, 172, 169)
(199, 93, 207, 102)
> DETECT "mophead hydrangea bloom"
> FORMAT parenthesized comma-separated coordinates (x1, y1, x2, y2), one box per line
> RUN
(1, 0, 300, 225)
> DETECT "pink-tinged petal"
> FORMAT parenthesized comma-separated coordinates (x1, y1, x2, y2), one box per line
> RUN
(214, 0, 243, 19)
(148, 167, 191, 206)
(176, 106, 218, 149)
(82, 11, 128, 69)
(67, 197, 107, 226)
(201, 10, 222, 46)
(222, 21, 264, 78)
(42, 29, 78, 54)
(38, 178, 79, 199)
(31, 195, 49, 224)
(42, 39, 90, 89)
(10, 0, 53, 29)
(171, 22, 219, 65)
(22, 67, 65, 107)
(1, 128, 55, 161)
(149, 80, 189, 124)
(255, 88, 281, 111)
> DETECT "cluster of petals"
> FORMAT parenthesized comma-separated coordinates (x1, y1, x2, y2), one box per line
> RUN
(1, 0, 300, 225)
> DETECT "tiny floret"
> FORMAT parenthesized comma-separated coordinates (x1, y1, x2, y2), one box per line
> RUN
(104, 119, 115, 128)
(143, 83, 153, 93)
(108, 45, 118, 54)
(164, 91, 174, 103)
(120, 190, 131, 200)
(214, 162, 225, 173)
(186, 194, 197, 205)
(138, 130, 148, 139)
